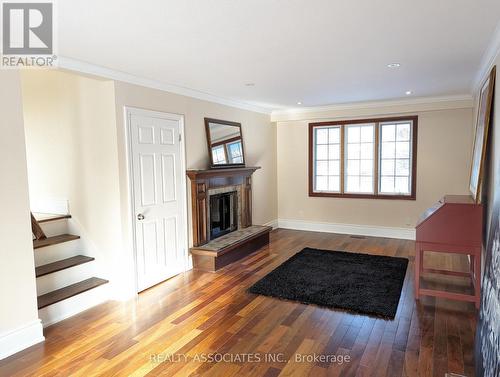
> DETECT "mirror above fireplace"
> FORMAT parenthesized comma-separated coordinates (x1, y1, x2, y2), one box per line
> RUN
(205, 118, 245, 168)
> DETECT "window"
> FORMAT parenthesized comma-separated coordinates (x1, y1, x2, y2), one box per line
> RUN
(309, 116, 417, 199)
(211, 139, 243, 165)
(227, 140, 243, 163)
(345, 124, 375, 194)
(212, 145, 227, 164)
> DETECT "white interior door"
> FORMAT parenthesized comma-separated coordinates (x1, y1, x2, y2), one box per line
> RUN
(128, 109, 187, 292)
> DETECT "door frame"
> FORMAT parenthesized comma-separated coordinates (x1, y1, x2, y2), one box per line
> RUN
(124, 106, 189, 294)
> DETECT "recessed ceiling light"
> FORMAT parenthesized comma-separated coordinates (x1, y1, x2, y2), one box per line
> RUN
(405, 90, 412, 95)
(245, 83, 255, 87)
(297, 101, 302, 105)
(387, 63, 401, 68)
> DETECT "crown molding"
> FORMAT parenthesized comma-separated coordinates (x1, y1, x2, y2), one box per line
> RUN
(57, 56, 273, 115)
(271, 94, 473, 122)
(472, 21, 500, 93)
(57, 56, 477, 120)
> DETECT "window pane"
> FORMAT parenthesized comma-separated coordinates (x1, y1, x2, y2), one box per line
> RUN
(348, 126, 360, 143)
(212, 146, 226, 164)
(381, 159, 395, 175)
(380, 176, 395, 193)
(228, 141, 242, 157)
(395, 176, 409, 194)
(381, 124, 396, 141)
(328, 144, 340, 159)
(360, 176, 373, 193)
(347, 160, 360, 175)
(227, 141, 242, 163)
(395, 159, 409, 176)
(378, 121, 413, 196)
(360, 143, 373, 159)
(360, 159, 373, 175)
(313, 126, 342, 193)
(360, 126, 374, 142)
(316, 176, 327, 191)
(316, 129, 328, 144)
(345, 124, 374, 194)
(328, 176, 340, 192)
(329, 128, 340, 144)
(328, 160, 340, 175)
(316, 161, 328, 175)
(381, 142, 395, 158)
(316, 145, 328, 160)
(347, 143, 360, 159)
(396, 123, 410, 141)
(396, 141, 409, 158)
(346, 176, 360, 192)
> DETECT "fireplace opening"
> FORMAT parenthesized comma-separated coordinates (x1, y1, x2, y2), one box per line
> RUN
(209, 191, 238, 240)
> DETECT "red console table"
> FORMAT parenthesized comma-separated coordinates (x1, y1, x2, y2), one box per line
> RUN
(415, 195, 483, 308)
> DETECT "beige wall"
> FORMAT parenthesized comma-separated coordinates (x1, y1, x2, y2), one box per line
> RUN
(19, 71, 277, 299)
(21, 70, 121, 285)
(0, 71, 43, 356)
(277, 108, 474, 229)
(112, 81, 277, 295)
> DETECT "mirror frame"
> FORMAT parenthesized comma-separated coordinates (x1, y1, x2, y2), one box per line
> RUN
(204, 117, 246, 168)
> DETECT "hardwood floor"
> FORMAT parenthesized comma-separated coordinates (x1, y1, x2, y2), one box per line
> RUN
(0, 229, 477, 377)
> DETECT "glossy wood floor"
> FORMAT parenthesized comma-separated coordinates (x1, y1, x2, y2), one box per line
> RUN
(0, 229, 477, 377)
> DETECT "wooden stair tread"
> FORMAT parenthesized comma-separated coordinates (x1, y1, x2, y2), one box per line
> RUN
(33, 234, 80, 249)
(36, 255, 95, 277)
(34, 213, 72, 223)
(37, 277, 108, 309)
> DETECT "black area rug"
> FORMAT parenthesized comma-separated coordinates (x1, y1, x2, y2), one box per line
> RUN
(248, 248, 408, 318)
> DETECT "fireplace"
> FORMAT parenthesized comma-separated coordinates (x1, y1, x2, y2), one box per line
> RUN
(187, 167, 271, 271)
(209, 191, 238, 239)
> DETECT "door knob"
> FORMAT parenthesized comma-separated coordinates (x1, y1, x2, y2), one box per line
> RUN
(137, 214, 145, 220)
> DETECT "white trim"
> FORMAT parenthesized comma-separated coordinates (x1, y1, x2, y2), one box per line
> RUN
(472, 21, 500, 93)
(263, 219, 279, 230)
(278, 218, 415, 240)
(58, 56, 476, 120)
(124, 107, 190, 294)
(271, 94, 473, 122)
(0, 320, 44, 360)
(58, 56, 272, 115)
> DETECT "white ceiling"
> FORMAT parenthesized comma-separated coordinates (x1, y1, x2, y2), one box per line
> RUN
(58, 0, 500, 111)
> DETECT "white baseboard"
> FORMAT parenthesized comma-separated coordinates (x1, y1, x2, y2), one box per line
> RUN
(0, 320, 44, 360)
(277, 218, 415, 240)
(263, 219, 279, 230)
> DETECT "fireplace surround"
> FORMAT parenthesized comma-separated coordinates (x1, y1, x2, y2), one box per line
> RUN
(186, 167, 271, 271)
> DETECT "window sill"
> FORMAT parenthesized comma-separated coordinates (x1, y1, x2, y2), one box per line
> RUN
(309, 191, 416, 200)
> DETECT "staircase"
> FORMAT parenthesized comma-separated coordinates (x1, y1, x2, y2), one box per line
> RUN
(32, 213, 109, 326)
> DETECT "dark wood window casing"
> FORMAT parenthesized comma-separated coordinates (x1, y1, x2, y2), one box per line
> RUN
(309, 116, 418, 200)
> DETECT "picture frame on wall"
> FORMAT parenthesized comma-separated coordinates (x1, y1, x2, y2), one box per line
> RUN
(469, 65, 496, 203)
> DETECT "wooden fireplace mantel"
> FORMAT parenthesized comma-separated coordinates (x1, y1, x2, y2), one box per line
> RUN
(186, 166, 260, 180)
(186, 167, 261, 247)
